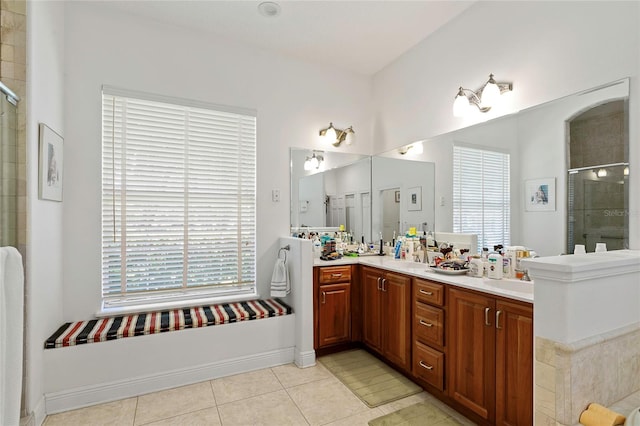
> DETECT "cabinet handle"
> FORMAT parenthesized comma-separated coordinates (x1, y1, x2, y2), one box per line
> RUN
(381, 278, 387, 292)
(419, 361, 434, 370)
(377, 277, 382, 291)
(419, 319, 433, 328)
(484, 307, 491, 326)
(419, 289, 433, 296)
(322, 291, 326, 304)
(496, 310, 503, 329)
(331, 273, 343, 278)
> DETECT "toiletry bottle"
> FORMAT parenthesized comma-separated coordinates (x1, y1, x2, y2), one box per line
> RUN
(481, 248, 489, 276)
(487, 253, 503, 279)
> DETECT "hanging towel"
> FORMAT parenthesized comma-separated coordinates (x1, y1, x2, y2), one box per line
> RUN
(270, 252, 290, 298)
(1, 246, 24, 426)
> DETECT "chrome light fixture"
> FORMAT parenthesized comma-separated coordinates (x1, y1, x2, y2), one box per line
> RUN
(453, 74, 513, 117)
(303, 151, 324, 171)
(319, 122, 355, 147)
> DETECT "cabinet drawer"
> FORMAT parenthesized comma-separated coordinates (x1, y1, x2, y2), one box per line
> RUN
(319, 266, 351, 284)
(413, 341, 445, 391)
(414, 302, 444, 347)
(414, 279, 444, 306)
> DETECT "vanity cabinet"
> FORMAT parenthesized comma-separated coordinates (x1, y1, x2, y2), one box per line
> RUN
(361, 266, 411, 371)
(448, 287, 533, 425)
(412, 278, 446, 391)
(314, 265, 352, 349)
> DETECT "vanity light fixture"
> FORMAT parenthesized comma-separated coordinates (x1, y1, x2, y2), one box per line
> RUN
(398, 142, 424, 156)
(453, 73, 513, 117)
(303, 151, 324, 171)
(319, 122, 355, 147)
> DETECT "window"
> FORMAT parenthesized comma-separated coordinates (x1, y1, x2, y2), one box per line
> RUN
(101, 87, 256, 311)
(452, 145, 510, 252)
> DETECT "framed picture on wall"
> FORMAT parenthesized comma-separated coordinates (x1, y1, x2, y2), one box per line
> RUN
(39, 123, 64, 202)
(525, 178, 555, 211)
(407, 186, 422, 211)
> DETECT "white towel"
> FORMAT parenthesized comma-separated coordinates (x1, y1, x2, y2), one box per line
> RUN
(1, 246, 24, 426)
(270, 256, 290, 298)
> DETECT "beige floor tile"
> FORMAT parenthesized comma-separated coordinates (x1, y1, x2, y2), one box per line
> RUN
(134, 381, 216, 425)
(44, 397, 137, 426)
(287, 377, 369, 425)
(322, 407, 385, 426)
(217, 389, 308, 425)
(142, 407, 221, 425)
(212, 367, 284, 405)
(272, 363, 333, 388)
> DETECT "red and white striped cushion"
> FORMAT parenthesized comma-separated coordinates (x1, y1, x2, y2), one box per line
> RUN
(45, 298, 292, 349)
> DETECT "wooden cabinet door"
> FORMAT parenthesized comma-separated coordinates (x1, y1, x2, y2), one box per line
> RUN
(361, 267, 382, 352)
(495, 300, 533, 426)
(317, 283, 351, 348)
(382, 272, 411, 370)
(448, 288, 496, 422)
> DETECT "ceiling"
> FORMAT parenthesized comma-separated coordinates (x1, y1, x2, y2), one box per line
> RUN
(96, 0, 476, 76)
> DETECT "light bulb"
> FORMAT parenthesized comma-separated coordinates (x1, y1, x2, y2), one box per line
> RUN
(596, 168, 608, 178)
(480, 74, 501, 108)
(624, 166, 629, 176)
(453, 91, 470, 117)
(303, 158, 313, 171)
(344, 128, 355, 146)
(322, 126, 337, 145)
(308, 156, 319, 169)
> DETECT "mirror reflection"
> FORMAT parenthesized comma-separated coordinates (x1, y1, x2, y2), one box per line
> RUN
(371, 156, 435, 243)
(290, 149, 371, 241)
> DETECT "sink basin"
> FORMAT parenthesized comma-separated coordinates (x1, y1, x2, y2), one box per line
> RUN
(483, 278, 534, 295)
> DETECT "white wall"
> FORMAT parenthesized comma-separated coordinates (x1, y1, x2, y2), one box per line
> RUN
(62, 3, 372, 320)
(25, 1, 65, 422)
(373, 1, 639, 250)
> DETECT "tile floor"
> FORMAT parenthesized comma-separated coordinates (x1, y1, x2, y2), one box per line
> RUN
(43, 361, 475, 426)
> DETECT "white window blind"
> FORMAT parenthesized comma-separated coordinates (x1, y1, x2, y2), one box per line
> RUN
(453, 145, 510, 252)
(101, 88, 256, 309)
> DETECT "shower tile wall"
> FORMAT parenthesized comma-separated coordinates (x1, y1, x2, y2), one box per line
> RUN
(568, 101, 628, 251)
(0, 0, 26, 257)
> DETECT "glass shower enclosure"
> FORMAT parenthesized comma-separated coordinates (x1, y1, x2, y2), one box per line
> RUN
(0, 81, 19, 247)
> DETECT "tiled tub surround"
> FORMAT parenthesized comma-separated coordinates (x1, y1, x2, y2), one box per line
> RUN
(524, 250, 640, 425)
(535, 324, 640, 425)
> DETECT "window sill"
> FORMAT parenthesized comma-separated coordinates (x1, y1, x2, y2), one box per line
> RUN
(97, 292, 258, 318)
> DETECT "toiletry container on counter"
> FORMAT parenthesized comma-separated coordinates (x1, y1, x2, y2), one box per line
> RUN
(487, 253, 503, 279)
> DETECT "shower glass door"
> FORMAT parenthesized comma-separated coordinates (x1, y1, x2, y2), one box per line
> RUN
(0, 93, 18, 247)
(567, 164, 629, 253)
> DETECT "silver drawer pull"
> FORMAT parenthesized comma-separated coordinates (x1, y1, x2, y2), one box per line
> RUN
(331, 273, 343, 278)
(419, 289, 433, 296)
(419, 361, 434, 370)
(419, 320, 433, 328)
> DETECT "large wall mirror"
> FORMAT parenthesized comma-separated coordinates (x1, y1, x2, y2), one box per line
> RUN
(290, 78, 629, 256)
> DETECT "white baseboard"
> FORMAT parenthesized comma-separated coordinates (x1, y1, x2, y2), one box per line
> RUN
(294, 349, 316, 368)
(21, 395, 46, 426)
(45, 347, 294, 415)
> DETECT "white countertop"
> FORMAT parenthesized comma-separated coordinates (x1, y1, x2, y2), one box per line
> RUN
(314, 255, 534, 303)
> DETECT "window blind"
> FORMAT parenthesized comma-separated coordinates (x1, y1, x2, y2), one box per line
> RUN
(101, 89, 256, 308)
(452, 145, 510, 253)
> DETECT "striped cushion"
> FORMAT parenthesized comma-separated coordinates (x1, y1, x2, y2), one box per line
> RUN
(45, 298, 292, 349)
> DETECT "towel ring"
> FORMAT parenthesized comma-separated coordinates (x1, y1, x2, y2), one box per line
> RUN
(279, 245, 290, 261)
